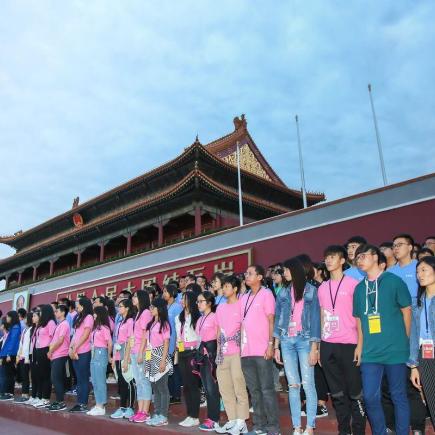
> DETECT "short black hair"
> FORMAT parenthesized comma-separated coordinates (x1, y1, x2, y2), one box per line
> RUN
(222, 275, 241, 293)
(17, 308, 27, 319)
(346, 236, 367, 246)
(164, 283, 178, 299)
(355, 244, 382, 265)
(59, 298, 71, 309)
(185, 273, 197, 283)
(418, 247, 434, 257)
(56, 304, 68, 317)
(379, 241, 393, 249)
(249, 264, 265, 279)
(324, 245, 348, 261)
(119, 290, 132, 299)
(378, 252, 387, 265)
(393, 233, 415, 248)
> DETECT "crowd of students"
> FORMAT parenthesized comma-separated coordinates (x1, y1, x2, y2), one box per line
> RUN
(0, 233, 434, 435)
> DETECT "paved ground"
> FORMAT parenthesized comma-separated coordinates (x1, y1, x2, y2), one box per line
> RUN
(0, 416, 66, 435)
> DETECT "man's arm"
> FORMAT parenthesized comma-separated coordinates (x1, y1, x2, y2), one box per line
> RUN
(401, 306, 412, 337)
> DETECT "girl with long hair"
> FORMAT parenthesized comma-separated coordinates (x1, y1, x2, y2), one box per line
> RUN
(69, 297, 94, 412)
(176, 290, 202, 428)
(110, 298, 136, 419)
(274, 257, 321, 435)
(87, 306, 112, 416)
(144, 297, 172, 426)
(410, 256, 435, 429)
(15, 313, 33, 403)
(129, 290, 153, 422)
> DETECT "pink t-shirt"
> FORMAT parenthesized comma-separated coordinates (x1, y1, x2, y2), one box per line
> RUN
(51, 320, 70, 359)
(216, 301, 242, 356)
(36, 320, 56, 348)
(72, 314, 94, 354)
(132, 310, 152, 354)
(196, 312, 218, 342)
(114, 318, 134, 361)
(92, 326, 112, 348)
(240, 288, 275, 357)
(318, 275, 358, 344)
(149, 322, 170, 348)
(291, 288, 304, 332)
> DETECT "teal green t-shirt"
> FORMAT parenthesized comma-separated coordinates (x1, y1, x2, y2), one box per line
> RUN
(353, 272, 412, 364)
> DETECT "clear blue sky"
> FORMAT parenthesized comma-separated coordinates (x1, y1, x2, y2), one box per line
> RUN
(1, 1, 434, 262)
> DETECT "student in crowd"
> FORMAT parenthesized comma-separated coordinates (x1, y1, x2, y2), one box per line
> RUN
(176, 291, 202, 428)
(176, 275, 188, 303)
(215, 275, 249, 435)
(409, 256, 435, 428)
(162, 284, 183, 405)
(274, 258, 320, 435)
(0, 311, 21, 400)
(195, 291, 220, 431)
(185, 273, 197, 286)
(379, 242, 396, 268)
(424, 236, 435, 253)
(129, 290, 153, 422)
(211, 272, 227, 305)
(14, 312, 33, 403)
(106, 298, 116, 332)
(61, 298, 77, 393)
(353, 244, 412, 435)
(318, 245, 366, 435)
(197, 275, 208, 292)
(313, 262, 327, 285)
(389, 234, 418, 304)
(87, 306, 113, 416)
(47, 305, 70, 411)
(344, 236, 367, 281)
(271, 265, 285, 298)
(144, 297, 172, 427)
(146, 286, 157, 305)
(417, 247, 434, 260)
(69, 297, 94, 412)
(17, 308, 27, 332)
(241, 265, 279, 435)
(111, 298, 136, 419)
(296, 254, 329, 419)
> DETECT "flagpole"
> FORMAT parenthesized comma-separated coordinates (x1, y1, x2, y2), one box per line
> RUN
(236, 141, 244, 226)
(368, 84, 388, 186)
(295, 115, 308, 208)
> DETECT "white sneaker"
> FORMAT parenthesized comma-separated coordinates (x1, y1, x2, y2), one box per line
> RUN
(24, 397, 36, 405)
(87, 406, 106, 416)
(179, 416, 200, 427)
(35, 399, 50, 408)
(216, 420, 237, 433)
(229, 420, 248, 435)
(32, 398, 43, 407)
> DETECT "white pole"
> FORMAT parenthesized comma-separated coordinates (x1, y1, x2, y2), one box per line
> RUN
(368, 84, 388, 186)
(236, 141, 244, 226)
(295, 115, 308, 208)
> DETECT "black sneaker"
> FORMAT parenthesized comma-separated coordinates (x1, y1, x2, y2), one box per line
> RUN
(169, 397, 182, 405)
(0, 393, 14, 401)
(48, 402, 67, 411)
(69, 404, 82, 412)
(316, 404, 328, 418)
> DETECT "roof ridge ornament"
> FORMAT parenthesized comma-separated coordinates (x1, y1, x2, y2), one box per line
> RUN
(72, 196, 80, 208)
(233, 114, 247, 131)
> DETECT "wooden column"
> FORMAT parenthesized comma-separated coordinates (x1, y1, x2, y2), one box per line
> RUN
(194, 205, 202, 236)
(157, 223, 164, 247)
(99, 240, 109, 262)
(124, 231, 136, 255)
(18, 270, 23, 285)
(32, 265, 39, 281)
(4, 274, 10, 289)
(49, 257, 59, 276)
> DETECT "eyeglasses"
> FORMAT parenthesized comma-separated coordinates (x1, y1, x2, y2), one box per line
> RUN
(392, 242, 410, 249)
(244, 272, 257, 277)
(356, 252, 373, 261)
(196, 299, 206, 304)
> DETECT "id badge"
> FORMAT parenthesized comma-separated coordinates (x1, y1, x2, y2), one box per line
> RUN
(178, 340, 185, 352)
(328, 315, 339, 332)
(422, 339, 434, 359)
(241, 326, 247, 347)
(145, 346, 152, 361)
(288, 321, 297, 337)
(368, 314, 381, 334)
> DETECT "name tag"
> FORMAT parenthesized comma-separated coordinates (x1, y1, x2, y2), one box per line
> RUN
(328, 315, 340, 332)
(368, 315, 381, 334)
(288, 321, 297, 337)
(422, 339, 434, 359)
(177, 341, 185, 352)
(145, 347, 152, 361)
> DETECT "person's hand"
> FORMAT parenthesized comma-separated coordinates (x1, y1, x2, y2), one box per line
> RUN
(353, 345, 362, 367)
(159, 360, 166, 373)
(264, 343, 274, 360)
(137, 354, 143, 364)
(410, 367, 421, 391)
(47, 352, 52, 361)
(309, 349, 318, 366)
(6, 356, 11, 363)
(274, 348, 283, 365)
(122, 360, 128, 372)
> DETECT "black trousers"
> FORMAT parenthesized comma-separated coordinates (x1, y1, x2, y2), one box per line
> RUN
(1, 356, 17, 394)
(199, 355, 220, 422)
(320, 341, 366, 435)
(33, 347, 51, 399)
(115, 360, 136, 408)
(178, 350, 200, 418)
(168, 355, 182, 398)
(18, 360, 30, 395)
(51, 357, 67, 402)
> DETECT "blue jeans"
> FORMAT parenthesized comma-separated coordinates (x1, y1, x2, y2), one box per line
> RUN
(360, 363, 410, 435)
(131, 353, 152, 401)
(90, 348, 108, 405)
(72, 351, 91, 405)
(281, 336, 317, 428)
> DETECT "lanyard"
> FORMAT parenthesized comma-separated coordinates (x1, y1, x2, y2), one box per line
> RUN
(424, 295, 431, 336)
(216, 295, 224, 305)
(329, 276, 345, 313)
(243, 289, 262, 320)
(364, 279, 378, 315)
(290, 286, 296, 319)
(198, 312, 211, 333)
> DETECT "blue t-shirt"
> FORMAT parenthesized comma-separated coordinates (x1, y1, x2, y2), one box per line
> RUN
(344, 266, 366, 282)
(420, 295, 434, 341)
(168, 301, 183, 355)
(215, 295, 228, 305)
(388, 259, 418, 299)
